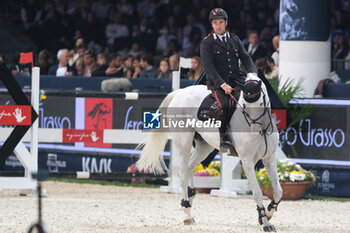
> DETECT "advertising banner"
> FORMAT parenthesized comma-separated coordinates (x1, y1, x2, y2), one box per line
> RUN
(1, 151, 136, 174)
(62, 129, 104, 144)
(39, 96, 75, 129)
(281, 106, 349, 161)
(113, 98, 163, 130)
(0, 94, 75, 129)
(303, 166, 350, 197)
(0, 105, 32, 125)
(84, 98, 113, 148)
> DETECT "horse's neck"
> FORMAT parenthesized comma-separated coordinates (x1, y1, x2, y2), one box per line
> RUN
(231, 99, 273, 132)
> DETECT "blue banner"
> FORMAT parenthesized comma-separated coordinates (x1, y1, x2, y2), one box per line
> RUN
(304, 166, 350, 197)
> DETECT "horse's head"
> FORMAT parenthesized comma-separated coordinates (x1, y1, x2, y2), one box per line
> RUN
(238, 74, 267, 134)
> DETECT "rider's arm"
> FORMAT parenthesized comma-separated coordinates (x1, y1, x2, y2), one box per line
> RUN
(234, 35, 258, 74)
(200, 39, 226, 87)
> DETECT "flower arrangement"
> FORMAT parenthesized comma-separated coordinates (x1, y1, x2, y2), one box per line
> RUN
(127, 163, 139, 173)
(127, 163, 151, 184)
(256, 159, 315, 185)
(194, 161, 220, 177)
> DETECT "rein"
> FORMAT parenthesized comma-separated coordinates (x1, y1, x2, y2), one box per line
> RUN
(229, 88, 274, 157)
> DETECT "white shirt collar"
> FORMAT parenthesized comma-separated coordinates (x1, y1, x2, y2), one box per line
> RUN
(216, 32, 227, 42)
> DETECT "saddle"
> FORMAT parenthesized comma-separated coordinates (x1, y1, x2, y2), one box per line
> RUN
(197, 87, 240, 121)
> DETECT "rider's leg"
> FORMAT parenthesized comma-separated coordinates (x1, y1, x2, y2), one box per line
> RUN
(212, 89, 232, 149)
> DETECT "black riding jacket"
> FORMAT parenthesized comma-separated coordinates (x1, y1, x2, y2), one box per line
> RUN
(200, 32, 257, 90)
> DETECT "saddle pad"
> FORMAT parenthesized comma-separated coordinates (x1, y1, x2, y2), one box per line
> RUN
(197, 88, 241, 121)
(197, 93, 222, 121)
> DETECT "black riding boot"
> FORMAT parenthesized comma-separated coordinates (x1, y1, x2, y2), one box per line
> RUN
(217, 111, 233, 150)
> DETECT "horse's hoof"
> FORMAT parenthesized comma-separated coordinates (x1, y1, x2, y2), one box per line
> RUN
(183, 218, 195, 225)
(266, 209, 275, 220)
(263, 225, 276, 232)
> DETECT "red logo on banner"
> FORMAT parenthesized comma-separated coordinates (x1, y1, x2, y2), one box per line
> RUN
(0, 105, 32, 125)
(271, 109, 287, 129)
(62, 129, 104, 143)
(85, 98, 113, 147)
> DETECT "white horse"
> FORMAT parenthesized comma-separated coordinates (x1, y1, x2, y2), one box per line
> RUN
(137, 74, 282, 232)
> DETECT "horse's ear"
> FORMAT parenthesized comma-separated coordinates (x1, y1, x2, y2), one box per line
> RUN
(258, 80, 262, 88)
(237, 82, 245, 92)
(239, 84, 246, 93)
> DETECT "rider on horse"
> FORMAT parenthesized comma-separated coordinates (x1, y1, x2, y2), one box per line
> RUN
(200, 8, 258, 150)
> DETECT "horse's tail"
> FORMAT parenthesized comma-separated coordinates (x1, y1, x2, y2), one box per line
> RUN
(136, 90, 179, 174)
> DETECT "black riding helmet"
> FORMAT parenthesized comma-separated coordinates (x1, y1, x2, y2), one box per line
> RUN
(209, 8, 228, 22)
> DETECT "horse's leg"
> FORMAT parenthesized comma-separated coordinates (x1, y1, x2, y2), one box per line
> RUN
(241, 158, 277, 232)
(263, 154, 282, 220)
(172, 132, 196, 225)
(187, 139, 215, 206)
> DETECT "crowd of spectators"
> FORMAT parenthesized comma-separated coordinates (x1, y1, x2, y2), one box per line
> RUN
(0, 0, 350, 79)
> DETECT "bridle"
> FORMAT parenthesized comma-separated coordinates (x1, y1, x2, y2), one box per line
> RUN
(229, 80, 274, 157)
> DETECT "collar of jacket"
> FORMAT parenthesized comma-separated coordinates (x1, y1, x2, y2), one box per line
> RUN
(213, 33, 230, 49)
(212, 31, 231, 40)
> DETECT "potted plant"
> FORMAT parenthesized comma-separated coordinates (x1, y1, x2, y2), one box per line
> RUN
(256, 159, 316, 200)
(193, 161, 221, 193)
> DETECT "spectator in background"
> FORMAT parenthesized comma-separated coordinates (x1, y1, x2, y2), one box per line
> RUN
(156, 26, 170, 55)
(167, 16, 182, 48)
(245, 30, 267, 63)
(140, 54, 156, 78)
(20, 0, 41, 30)
(345, 38, 350, 70)
(81, 11, 103, 48)
(255, 57, 268, 74)
(105, 13, 129, 49)
(271, 35, 280, 66)
(75, 57, 84, 76)
(138, 17, 155, 52)
(83, 49, 98, 77)
(157, 58, 172, 79)
(332, 30, 348, 60)
(96, 53, 107, 66)
(0, 53, 6, 64)
(8, 53, 20, 76)
(169, 53, 189, 79)
(69, 44, 86, 67)
(137, 0, 156, 18)
(128, 43, 141, 57)
(117, 0, 134, 17)
(37, 50, 51, 75)
(169, 53, 180, 71)
(90, 0, 111, 21)
(164, 39, 179, 57)
(266, 57, 279, 79)
(189, 56, 202, 80)
(130, 23, 143, 46)
(123, 56, 133, 78)
(132, 56, 142, 78)
(92, 53, 124, 77)
(49, 49, 77, 76)
(182, 14, 206, 53)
